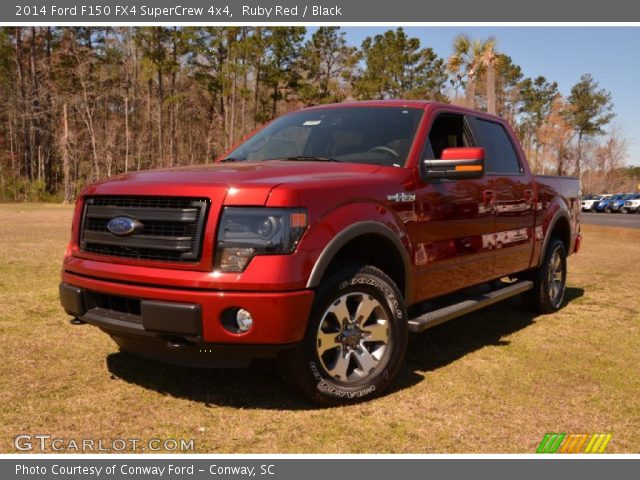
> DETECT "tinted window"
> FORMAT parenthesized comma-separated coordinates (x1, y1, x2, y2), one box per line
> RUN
(226, 107, 424, 167)
(474, 119, 522, 174)
(247, 125, 312, 160)
(425, 114, 471, 159)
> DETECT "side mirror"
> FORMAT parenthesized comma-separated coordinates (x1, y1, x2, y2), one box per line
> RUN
(424, 147, 485, 180)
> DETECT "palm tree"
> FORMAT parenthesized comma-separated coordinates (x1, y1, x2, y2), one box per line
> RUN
(478, 37, 497, 114)
(447, 35, 498, 113)
(448, 34, 474, 106)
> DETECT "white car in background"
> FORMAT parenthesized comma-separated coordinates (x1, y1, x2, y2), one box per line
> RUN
(622, 194, 640, 213)
(582, 194, 608, 212)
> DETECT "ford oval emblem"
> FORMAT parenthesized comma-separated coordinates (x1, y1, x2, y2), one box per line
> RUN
(107, 216, 143, 237)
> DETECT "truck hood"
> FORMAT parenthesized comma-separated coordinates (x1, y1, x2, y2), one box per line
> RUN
(82, 160, 381, 205)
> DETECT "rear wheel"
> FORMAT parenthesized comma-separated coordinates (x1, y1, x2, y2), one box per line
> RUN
(280, 264, 408, 405)
(521, 237, 567, 313)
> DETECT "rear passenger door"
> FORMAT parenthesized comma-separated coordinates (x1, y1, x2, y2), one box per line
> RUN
(469, 117, 536, 277)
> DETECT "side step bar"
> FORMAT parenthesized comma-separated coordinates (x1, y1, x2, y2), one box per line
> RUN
(408, 280, 533, 333)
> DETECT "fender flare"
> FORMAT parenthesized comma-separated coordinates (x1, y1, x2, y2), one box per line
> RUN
(536, 209, 571, 268)
(305, 221, 412, 299)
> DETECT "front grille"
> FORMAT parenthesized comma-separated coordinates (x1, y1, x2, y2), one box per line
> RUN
(80, 196, 209, 263)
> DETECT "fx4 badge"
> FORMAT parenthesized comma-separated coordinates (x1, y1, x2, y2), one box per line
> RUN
(387, 193, 416, 203)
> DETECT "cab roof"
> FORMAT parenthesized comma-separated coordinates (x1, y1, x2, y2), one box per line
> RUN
(303, 100, 434, 110)
(301, 100, 501, 120)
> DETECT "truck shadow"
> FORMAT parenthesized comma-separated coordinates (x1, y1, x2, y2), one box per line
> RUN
(391, 286, 585, 395)
(106, 287, 584, 410)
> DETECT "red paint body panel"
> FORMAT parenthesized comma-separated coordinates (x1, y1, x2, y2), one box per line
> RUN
(441, 147, 485, 160)
(61, 100, 580, 356)
(62, 271, 313, 344)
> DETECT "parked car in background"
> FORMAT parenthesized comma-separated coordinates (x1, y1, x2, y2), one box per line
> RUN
(608, 194, 637, 213)
(622, 194, 640, 213)
(595, 194, 624, 213)
(581, 194, 604, 212)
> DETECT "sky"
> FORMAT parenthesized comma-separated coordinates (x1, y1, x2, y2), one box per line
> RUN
(311, 27, 640, 166)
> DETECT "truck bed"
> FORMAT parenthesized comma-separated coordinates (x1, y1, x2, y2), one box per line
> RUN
(535, 175, 580, 200)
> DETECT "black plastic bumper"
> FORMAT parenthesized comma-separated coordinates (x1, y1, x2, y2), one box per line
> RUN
(59, 282, 296, 368)
(59, 282, 201, 337)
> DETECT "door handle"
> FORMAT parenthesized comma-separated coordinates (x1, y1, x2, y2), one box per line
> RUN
(483, 190, 496, 206)
(483, 190, 496, 214)
(524, 189, 535, 203)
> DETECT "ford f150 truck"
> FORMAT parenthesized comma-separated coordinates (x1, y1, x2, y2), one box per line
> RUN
(59, 101, 581, 404)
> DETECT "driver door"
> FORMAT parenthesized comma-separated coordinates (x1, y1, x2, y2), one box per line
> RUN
(413, 111, 496, 301)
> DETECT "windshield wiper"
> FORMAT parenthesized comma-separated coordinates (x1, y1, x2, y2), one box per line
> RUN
(284, 155, 341, 162)
(220, 157, 242, 162)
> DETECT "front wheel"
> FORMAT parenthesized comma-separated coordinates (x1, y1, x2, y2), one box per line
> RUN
(280, 264, 408, 405)
(521, 237, 567, 313)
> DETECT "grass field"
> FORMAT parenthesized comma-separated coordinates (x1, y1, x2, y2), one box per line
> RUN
(0, 203, 639, 453)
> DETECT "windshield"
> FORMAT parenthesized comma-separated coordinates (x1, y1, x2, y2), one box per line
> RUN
(225, 107, 424, 167)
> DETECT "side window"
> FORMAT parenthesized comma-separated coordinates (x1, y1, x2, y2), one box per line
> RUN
(424, 114, 471, 159)
(473, 119, 522, 174)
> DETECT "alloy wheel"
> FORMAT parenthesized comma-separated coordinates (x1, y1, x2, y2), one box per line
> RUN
(547, 247, 565, 308)
(315, 292, 390, 383)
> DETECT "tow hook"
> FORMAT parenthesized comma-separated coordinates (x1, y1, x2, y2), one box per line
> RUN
(166, 340, 186, 349)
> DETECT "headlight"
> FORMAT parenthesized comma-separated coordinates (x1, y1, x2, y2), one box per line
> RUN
(215, 207, 308, 272)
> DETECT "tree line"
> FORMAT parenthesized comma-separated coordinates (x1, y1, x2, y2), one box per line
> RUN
(0, 27, 635, 202)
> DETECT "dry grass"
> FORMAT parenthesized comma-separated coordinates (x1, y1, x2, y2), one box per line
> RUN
(0, 203, 638, 453)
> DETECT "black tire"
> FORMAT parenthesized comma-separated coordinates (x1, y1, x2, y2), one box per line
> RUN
(604, 207, 611, 213)
(279, 264, 408, 405)
(621, 207, 628, 214)
(521, 237, 567, 314)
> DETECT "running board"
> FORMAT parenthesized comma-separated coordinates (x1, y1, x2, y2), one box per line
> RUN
(408, 280, 533, 332)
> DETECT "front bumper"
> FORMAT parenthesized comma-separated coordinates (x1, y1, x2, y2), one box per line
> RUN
(60, 272, 314, 367)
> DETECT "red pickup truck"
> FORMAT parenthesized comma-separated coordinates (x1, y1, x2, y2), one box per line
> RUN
(60, 101, 581, 404)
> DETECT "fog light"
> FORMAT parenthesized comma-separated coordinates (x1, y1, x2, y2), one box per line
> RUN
(236, 309, 253, 332)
